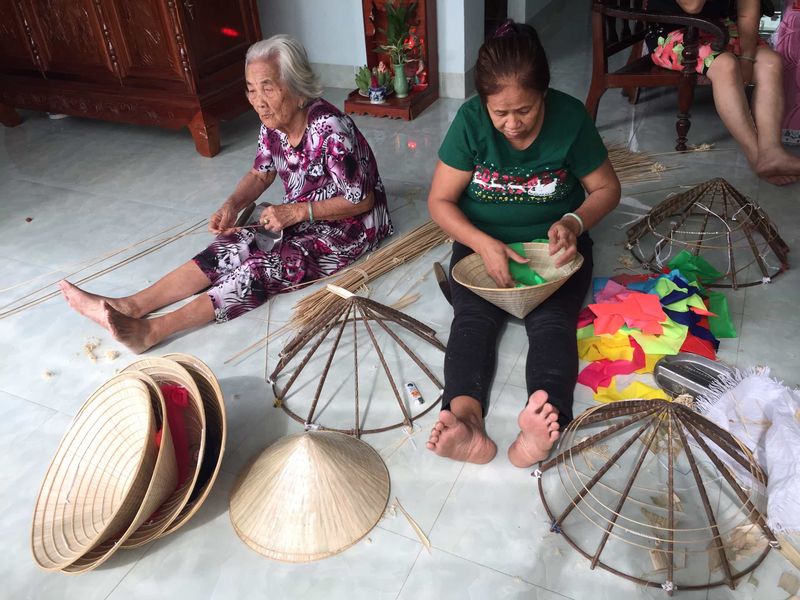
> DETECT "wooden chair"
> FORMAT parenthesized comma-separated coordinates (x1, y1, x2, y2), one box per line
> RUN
(585, 0, 730, 150)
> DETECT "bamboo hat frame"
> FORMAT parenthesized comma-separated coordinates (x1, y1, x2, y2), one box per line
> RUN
(536, 399, 778, 594)
(270, 285, 445, 436)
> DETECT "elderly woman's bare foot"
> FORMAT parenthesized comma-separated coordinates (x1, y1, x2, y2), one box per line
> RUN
(508, 390, 560, 468)
(426, 410, 497, 464)
(59, 280, 138, 327)
(103, 302, 155, 354)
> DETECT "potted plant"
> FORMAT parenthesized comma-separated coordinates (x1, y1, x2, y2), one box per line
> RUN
(378, 0, 417, 98)
(355, 63, 393, 97)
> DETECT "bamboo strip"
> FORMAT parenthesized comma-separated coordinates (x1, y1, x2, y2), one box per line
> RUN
(289, 220, 450, 330)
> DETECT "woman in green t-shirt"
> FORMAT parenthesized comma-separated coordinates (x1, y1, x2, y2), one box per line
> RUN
(426, 21, 620, 468)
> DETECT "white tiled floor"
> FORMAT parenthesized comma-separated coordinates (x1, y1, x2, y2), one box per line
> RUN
(2, 1, 798, 598)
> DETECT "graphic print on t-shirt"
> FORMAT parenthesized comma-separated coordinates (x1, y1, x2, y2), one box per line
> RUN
(469, 163, 573, 204)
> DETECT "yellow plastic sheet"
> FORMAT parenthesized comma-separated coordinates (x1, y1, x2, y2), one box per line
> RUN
(577, 331, 635, 362)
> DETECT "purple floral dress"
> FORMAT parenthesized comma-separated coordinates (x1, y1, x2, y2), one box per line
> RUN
(193, 99, 392, 322)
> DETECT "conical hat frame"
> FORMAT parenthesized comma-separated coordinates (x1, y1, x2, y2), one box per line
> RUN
(269, 285, 445, 436)
(626, 178, 789, 289)
(536, 399, 778, 593)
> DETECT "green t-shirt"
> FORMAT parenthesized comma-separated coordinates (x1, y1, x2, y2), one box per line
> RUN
(438, 89, 608, 243)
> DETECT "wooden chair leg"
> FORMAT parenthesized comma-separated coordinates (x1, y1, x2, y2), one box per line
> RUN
(676, 75, 696, 151)
(585, 83, 607, 122)
(622, 39, 644, 105)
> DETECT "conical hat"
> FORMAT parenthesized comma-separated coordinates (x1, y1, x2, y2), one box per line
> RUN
(60, 372, 178, 573)
(229, 431, 390, 562)
(452, 242, 583, 319)
(118, 357, 206, 547)
(31, 373, 156, 571)
(160, 353, 226, 536)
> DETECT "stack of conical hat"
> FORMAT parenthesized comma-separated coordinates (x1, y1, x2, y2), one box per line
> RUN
(229, 431, 390, 562)
(32, 354, 226, 573)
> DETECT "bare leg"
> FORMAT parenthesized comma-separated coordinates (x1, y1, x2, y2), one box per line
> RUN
(104, 293, 215, 354)
(426, 395, 497, 464)
(706, 52, 760, 165)
(507, 390, 561, 468)
(707, 50, 800, 184)
(60, 260, 211, 327)
(751, 47, 800, 183)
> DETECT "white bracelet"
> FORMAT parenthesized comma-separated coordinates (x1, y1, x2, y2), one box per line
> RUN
(562, 212, 584, 235)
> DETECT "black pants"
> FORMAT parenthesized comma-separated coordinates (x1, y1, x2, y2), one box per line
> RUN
(442, 235, 594, 427)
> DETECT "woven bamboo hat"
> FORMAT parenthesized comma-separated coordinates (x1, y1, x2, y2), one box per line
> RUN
(160, 353, 226, 536)
(118, 357, 206, 547)
(229, 431, 390, 562)
(60, 372, 178, 573)
(452, 241, 584, 319)
(31, 373, 157, 571)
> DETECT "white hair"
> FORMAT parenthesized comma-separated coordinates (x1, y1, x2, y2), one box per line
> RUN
(246, 35, 323, 103)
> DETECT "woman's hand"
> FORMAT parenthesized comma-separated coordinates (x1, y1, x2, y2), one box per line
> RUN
(259, 203, 305, 232)
(547, 218, 580, 268)
(477, 237, 528, 288)
(209, 203, 239, 235)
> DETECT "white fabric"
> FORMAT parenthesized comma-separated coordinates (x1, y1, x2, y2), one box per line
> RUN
(697, 368, 800, 534)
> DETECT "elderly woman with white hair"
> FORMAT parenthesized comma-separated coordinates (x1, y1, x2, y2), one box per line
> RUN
(59, 35, 392, 353)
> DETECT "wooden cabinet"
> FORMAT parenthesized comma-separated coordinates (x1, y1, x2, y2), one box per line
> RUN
(343, 0, 438, 121)
(0, 0, 262, 156)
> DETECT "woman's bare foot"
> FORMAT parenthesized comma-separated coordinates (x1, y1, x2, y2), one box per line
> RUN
(103, 302, 156, 354)
(508, 390, 560, 468)
(59, 280, 138, 326)
(426, 409, 497, 464)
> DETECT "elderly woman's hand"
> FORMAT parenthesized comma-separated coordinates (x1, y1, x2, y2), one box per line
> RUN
(259, 203, 305, 233)
(477, 237, 528, 289)
(547, 218, 580, 268)
(209, 203, 239, 235)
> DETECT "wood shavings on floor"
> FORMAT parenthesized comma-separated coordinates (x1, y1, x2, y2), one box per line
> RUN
(82, 337, 101, 362)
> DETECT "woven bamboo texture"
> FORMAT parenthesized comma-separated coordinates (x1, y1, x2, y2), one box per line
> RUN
(31, 374, 156, 571)
(229, 431, 390, 562)
(160, 353, 227, 536)
(119, 357, 207, 547)
(452, 242, 584, 318)
(61, 372, 178, 573)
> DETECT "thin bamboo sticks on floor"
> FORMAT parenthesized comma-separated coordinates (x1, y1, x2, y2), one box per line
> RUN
(289, 220, 450, 330)
(607, 144, 679, 186)
(0, 219, 208, 320)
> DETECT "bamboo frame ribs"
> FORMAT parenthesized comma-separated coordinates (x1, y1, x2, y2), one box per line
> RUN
(626, 178, 789, 289)
(269, 292, 445, 436)
(537, 399, 777, 594)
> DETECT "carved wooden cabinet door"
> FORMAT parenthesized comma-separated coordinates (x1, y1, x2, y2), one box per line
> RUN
(179, 0, 260, 89)
(102, 0, 193, 91)
(0, 1, 44, 75)
(23, 0, 120, 82)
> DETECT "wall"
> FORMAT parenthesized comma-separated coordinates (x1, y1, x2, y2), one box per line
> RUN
(257, 0, 550, 98)
(507, 0, 551, 23)
(257, 0, 366, 88)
